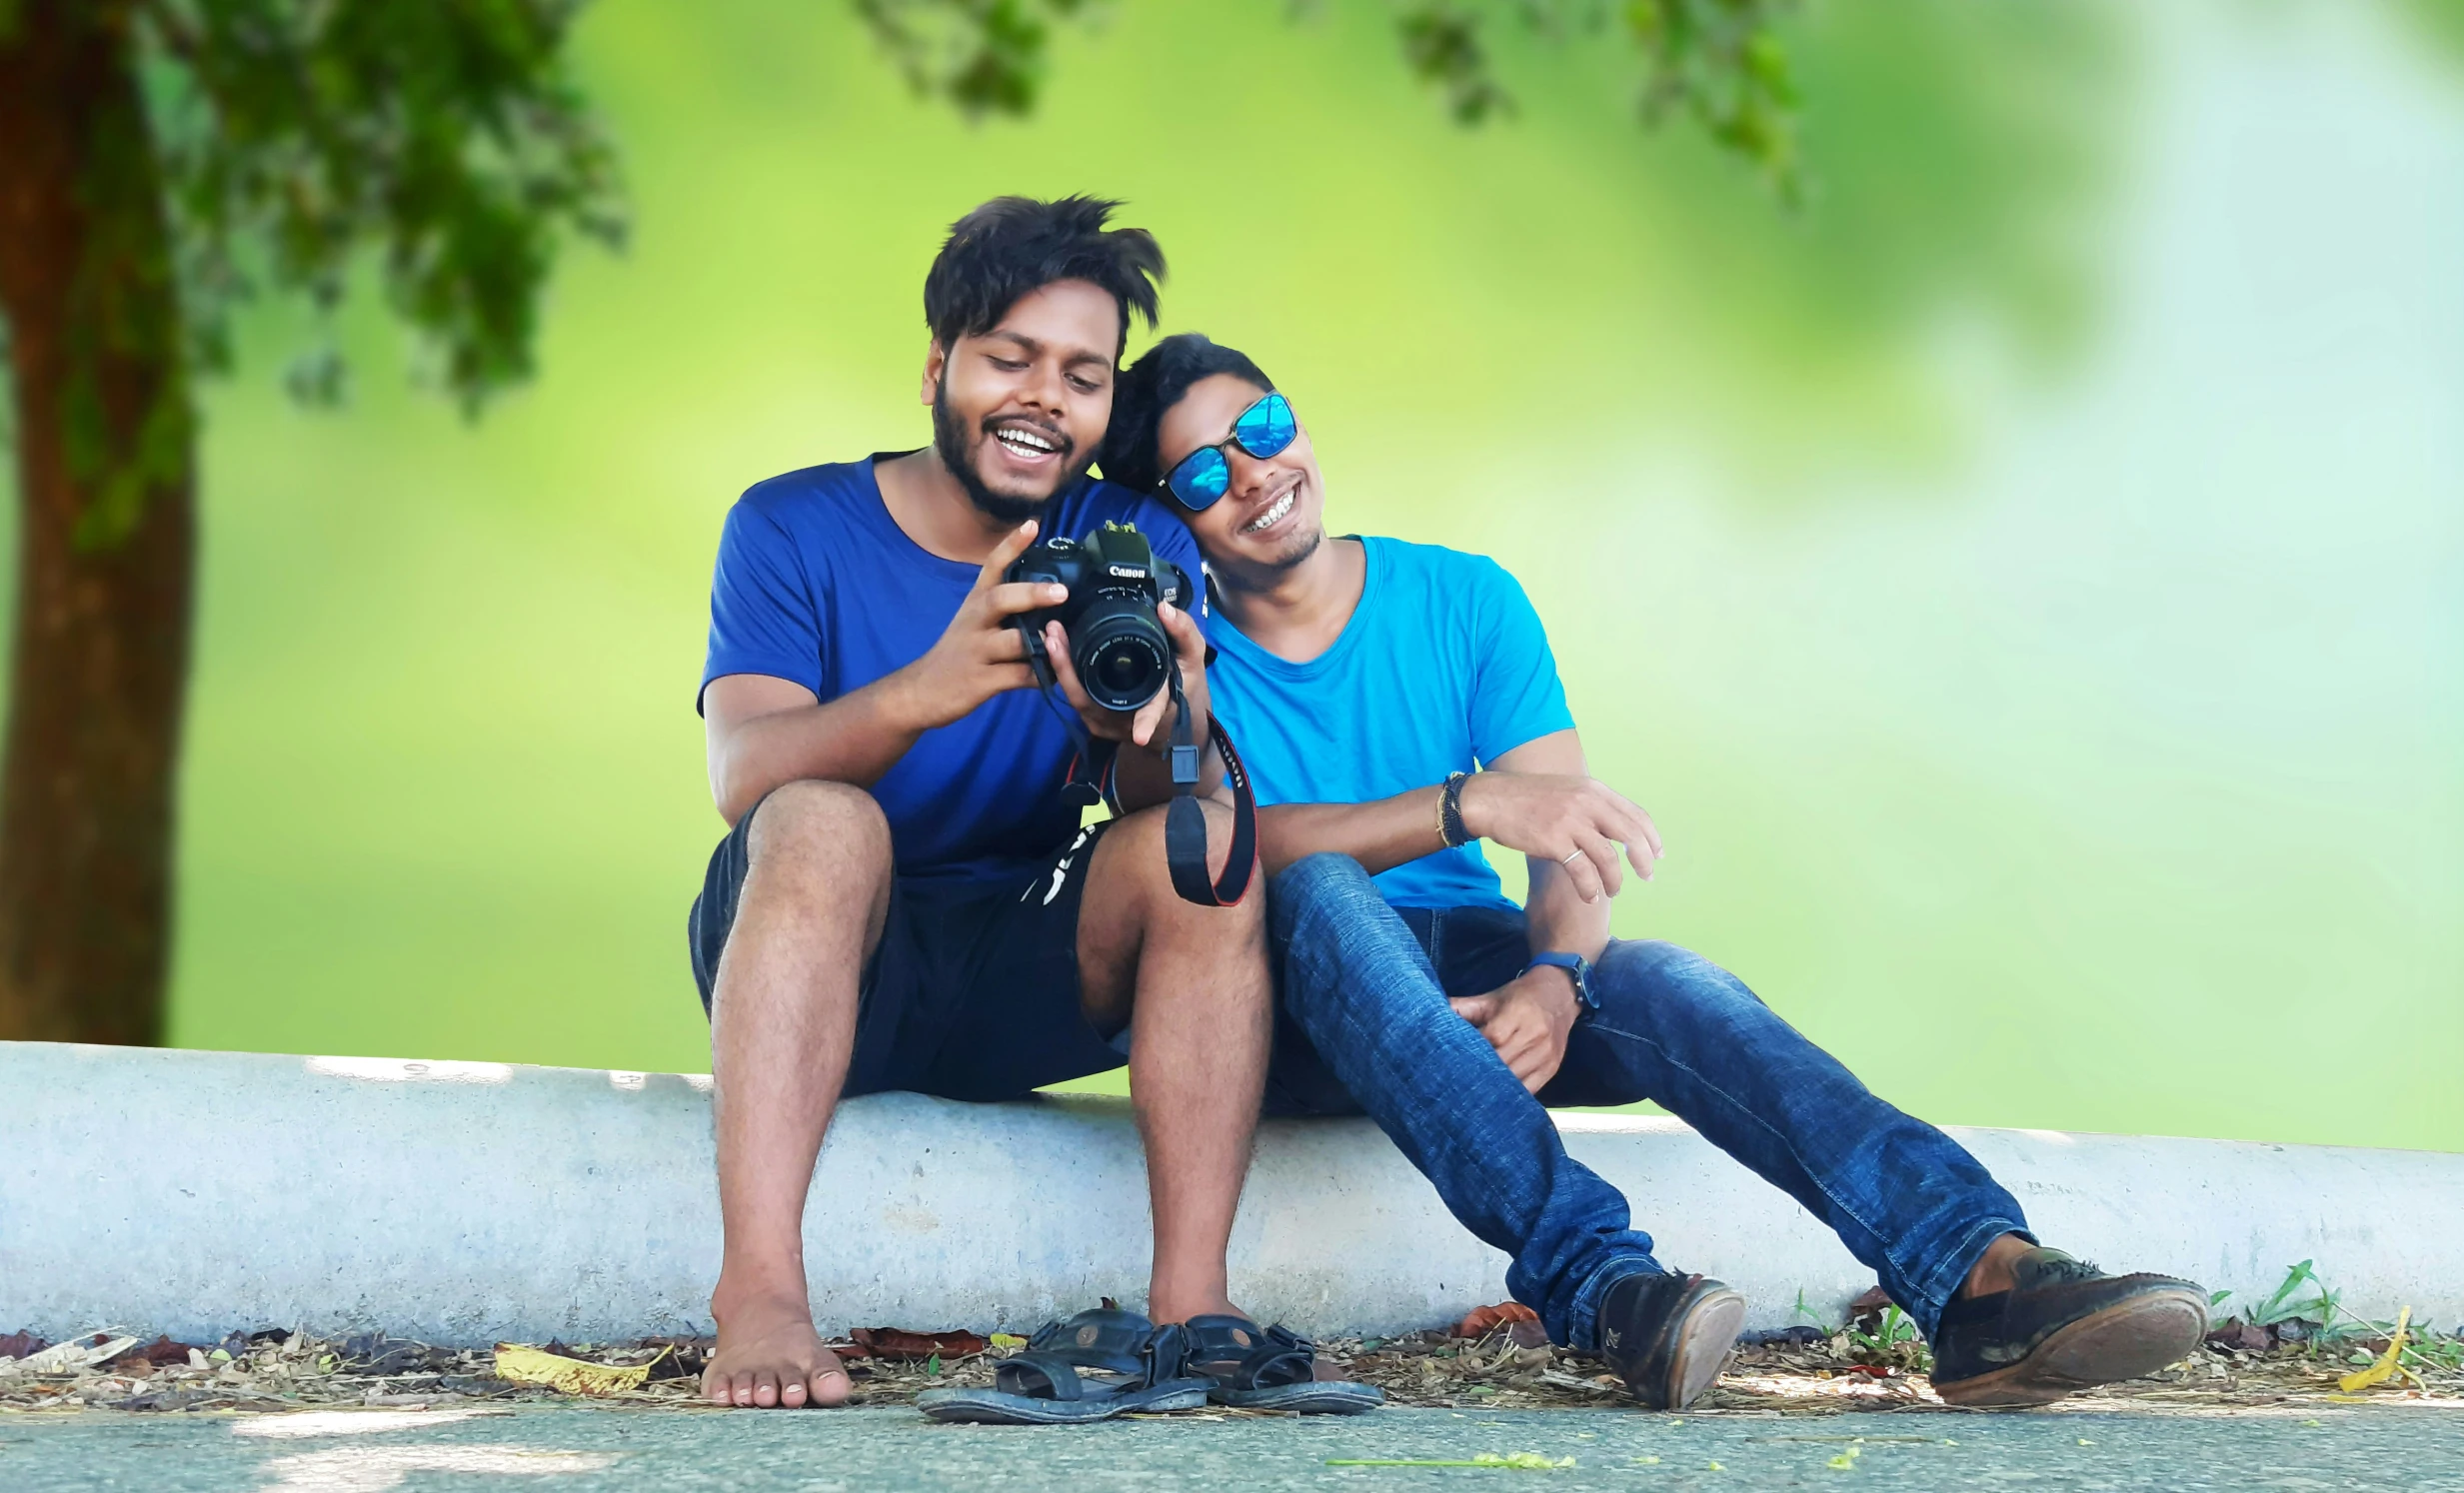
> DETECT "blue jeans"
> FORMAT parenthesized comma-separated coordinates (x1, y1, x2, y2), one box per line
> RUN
(1263, 853, 2031, 1349)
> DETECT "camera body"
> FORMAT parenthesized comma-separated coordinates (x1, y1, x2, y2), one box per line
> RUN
(1006, 522, 1193, 712)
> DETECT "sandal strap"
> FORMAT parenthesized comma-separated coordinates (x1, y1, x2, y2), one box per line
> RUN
(1020, 1307, 1159, 1378)
(995, 1353, 1090, 1401)
(1182, 1314, 1314, 1390)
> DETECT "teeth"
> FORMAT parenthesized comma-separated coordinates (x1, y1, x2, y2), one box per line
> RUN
(1243, 490, 1295, 534)
(996, 427, 1059, 456)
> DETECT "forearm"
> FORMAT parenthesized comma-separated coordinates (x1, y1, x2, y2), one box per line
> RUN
(1256, 788, 1445, 877)
(711, 673, 932, 824)
(1522, 854, 1610, 962)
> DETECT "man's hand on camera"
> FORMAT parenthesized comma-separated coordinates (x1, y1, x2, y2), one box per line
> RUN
(1042, 599, 1211, 755)
(1450, 966, 1580, 1093)
(1458, 771, 1662, 903)
(889, 520, 1064, 731)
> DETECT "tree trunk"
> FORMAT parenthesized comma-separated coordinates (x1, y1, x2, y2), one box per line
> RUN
(0, 1, 196, 1044)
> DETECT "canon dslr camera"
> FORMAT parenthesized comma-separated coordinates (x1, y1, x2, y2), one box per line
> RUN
(1007, 522, 1193, 712)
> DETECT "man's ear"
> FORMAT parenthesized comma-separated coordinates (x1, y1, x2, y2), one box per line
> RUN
(920, 340, 949, 408)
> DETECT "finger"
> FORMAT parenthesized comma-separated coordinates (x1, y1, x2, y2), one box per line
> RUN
(1602, 791, 1663, 867)
(1449, 994, 1495, 1027)
(974, 519, 1041, 591)
(1551, 842, 1607, 903)
(987, 624, 1029, 664)
(1159, 600, 1208, 670)
(1043, 623, 1097, 712)
(1130, 678, 1171, 747)
(984, 579, 1070, 620)
(983, 662, 1039, 699)
(1577, 829, 1624, 897)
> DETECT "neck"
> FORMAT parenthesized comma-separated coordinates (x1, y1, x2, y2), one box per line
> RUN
(878, 446, 1034, 563)
(1215, 527, 1362, 656)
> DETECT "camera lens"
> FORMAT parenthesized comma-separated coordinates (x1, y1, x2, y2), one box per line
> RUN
(1073, 599, 1172, 712)
(1097, 648, 1147, 697)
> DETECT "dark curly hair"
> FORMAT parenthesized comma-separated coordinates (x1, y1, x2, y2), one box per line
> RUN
(923, 196, 1165, 359)
(1100, 333, 1276, 493)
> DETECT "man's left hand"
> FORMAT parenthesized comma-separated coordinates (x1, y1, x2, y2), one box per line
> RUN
(1043, 601, 1211, 755)
(1449, 966, 1580, 1093)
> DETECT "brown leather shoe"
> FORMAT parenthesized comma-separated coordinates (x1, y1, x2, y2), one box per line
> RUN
(1929, 1248, 2208, 1408)
(1596, 1270, 1748, 1410)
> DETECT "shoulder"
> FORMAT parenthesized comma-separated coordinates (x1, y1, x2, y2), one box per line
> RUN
(1363, 536, 1523, 598)
(734, 460, 874, 529)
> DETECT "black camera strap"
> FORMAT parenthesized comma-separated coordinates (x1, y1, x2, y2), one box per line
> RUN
(1162, 670, 1257, 908)
(1053, 667, 1256, 908)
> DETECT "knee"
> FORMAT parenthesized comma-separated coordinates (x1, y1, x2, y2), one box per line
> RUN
(1590, 940, 1766, 1027)
(1266, 852, 1375, 942)
(745, 779, 891, 877)
(1104, 798, 1264, 935)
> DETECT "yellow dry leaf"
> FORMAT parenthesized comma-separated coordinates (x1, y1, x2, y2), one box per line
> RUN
(493, 1344, 662, 1396)
(2336, 1306, 2412, 1394)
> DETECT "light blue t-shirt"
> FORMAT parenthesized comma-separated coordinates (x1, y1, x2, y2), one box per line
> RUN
(1202, 537, 1574, 909)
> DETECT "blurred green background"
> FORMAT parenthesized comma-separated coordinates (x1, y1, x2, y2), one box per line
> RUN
(95, 0, 2459, 1148)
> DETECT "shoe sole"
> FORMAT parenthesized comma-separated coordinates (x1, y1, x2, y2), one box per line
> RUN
(1932, 1286, 2208, 1409)
(1661, 1287, 1748, 1410)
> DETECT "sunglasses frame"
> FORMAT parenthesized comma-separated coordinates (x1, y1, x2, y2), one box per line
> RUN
(1161, 391, 1298, 511)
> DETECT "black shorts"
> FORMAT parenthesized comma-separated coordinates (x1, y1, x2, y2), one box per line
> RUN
(688, 808, 1126, 1101)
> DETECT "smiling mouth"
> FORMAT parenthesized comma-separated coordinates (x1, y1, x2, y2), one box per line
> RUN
(990, 421, 1067, 462)
(1241, 484, 1298, 536)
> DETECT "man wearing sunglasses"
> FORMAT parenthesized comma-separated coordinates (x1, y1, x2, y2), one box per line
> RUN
(1100, 333, 2210, 1412)
(687, 207, 1272, 1411)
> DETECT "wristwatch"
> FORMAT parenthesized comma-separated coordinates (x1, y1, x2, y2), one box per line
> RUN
(1522, 951, 1598, 1013)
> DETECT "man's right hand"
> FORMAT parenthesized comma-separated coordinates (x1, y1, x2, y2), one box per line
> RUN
(1458, 771, 1663, 902)
(889, 520, 1070, 730)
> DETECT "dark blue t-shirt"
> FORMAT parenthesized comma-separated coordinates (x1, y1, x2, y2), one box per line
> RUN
(700, 456, 1203, 887)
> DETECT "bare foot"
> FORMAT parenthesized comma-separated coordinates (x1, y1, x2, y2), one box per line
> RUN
(1148, 1292, 1246, 1325)
(704, 1292, 851, 1409)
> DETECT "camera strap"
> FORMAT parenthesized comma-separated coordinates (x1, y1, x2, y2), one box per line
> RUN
(1053, 669, 1256, 908)
(1162, 671, 1257, 908)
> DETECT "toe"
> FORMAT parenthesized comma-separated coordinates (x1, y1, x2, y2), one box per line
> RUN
(731, 1374, 755, 1407)
(782, 1377, 809, 1409)
(811, 1367, 852, 1407)
(753, 1371, 781, 1407)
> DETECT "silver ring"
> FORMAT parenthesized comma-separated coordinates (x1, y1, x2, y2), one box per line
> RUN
(1561, 850, 1584, 866)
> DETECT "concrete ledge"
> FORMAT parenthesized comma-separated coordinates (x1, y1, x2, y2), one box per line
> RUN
(3, 1042, 2459, 1346)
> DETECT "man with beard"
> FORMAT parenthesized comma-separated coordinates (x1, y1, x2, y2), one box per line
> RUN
(688, 203, 1270, 1411)
(1100, 333, 2210, 1412)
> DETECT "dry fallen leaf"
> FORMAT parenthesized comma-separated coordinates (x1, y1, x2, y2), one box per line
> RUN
(493, 1344, 662, 1396)
(2337, 1306, 2415, 1393)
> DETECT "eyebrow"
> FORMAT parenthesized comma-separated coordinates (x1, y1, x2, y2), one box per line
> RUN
(983, 329, 1111, 370)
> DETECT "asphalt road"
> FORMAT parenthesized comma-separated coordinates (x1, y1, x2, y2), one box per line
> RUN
(3, 1403, 2459, 1491)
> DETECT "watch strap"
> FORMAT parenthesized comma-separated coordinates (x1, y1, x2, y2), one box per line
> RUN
(1523, 950, 1597, 1011)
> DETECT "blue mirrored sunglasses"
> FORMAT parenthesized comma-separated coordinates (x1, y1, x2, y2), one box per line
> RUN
(1162, 392, 1298, 510)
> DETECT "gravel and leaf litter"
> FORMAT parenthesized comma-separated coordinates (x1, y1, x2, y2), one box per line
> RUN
(4, 1285, 2456, 1419)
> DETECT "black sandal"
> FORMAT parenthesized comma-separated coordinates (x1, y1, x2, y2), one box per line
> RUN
(1180, 1314, 1382, 1414)
(916, 1308, 1211, 1424)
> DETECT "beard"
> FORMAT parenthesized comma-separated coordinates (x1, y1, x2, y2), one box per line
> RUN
(1214, 521, 1324, 595)
(932, 376, 1092, 526)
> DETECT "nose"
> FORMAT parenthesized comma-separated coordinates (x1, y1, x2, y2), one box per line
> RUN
(1224, 445, 1278, 502)
(1015, 357, 1068, 415)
